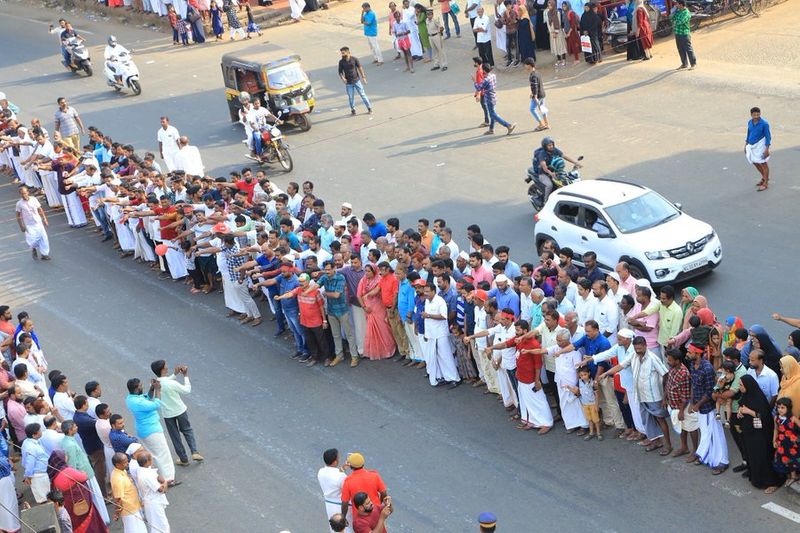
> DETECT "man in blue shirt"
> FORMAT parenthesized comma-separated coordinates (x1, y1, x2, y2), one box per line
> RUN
(555, 320, 612, 378)
(125, 378, 179, 486)
(361, 3, 383, 64)
(363, 212, 387, 240)
(318, 260, 355, 366)
(260, 262, 306, 358)
(21, 424, 50, 503)
(744, 106, 771, 191)
(487, 275, 520, 318)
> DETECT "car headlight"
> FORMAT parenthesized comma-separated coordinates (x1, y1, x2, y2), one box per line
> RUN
(645, 250, 669, 260)
(706, 231, 715, 242)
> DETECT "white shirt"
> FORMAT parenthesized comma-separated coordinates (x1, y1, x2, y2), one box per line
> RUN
(575, 293, 597, 328)
(519, 292, 533, 324)
(564, 280, 578, 306)
(86, 397, 101, 419)
(423, 295, 450, 339)
(53, 391, 75, 421)
(175, 145, 204, 176)
(594, 294, 619, 337)
(473, 306, 488, 349)
(40, 428, 64, 455)
(466, 0, 482, 18)
(536, 324, 566, 372)
(360, 241, 377, 265)
(317, 466, 346, 505)
(137, 466, 169, 506)
(157, 125, 181, 154)
(551, 346, 581, 385)
(619, 350, 668, 403)
(442, 239, 459, 260)
(15, 197, 43, 227)
(474, 14, 492, 44)
(747, 366, 779, 400)
(299, 248, 332, 266)
(287, 193, 303, 217)
(488, 323, 516, 370)
(104, 44, 130, 60)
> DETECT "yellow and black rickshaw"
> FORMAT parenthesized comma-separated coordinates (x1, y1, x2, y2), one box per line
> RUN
(221, 49, 315, 131)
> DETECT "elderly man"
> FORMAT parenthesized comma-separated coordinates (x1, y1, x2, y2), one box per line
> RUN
(111, 452, 148, 533)
(688, 343, 728, 475)
(136, 451, 171, 533)
(549, 329, 587, 432)
(473, 309, 518, 411)
(21, 423, 50, 503)
(174, 136, 204, 177)
(421, 284, 461, 388)
(598, 337, 673, 455)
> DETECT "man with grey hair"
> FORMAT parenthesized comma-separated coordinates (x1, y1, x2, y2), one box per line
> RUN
(550, 328, 588, 432)
(564, 311, 584, 344)
(173, 136, 204, 177)
(318, 213, 335, 252)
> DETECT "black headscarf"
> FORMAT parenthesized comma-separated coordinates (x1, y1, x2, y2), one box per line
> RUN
(580, 3, 601, 34)
(755, 332, 783, 377)
(737, 375, 774, 434)
(789, 329, 800, 351)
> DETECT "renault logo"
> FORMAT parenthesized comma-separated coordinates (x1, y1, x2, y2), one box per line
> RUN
(686, 241, 695, 254)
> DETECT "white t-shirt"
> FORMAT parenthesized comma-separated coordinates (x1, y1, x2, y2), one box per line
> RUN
(466, 0, 482, 18)
(317, 466, 346, 504)
(473, 306, 488, 349)
(53, 391, 76, 421)
(157, 125, 181, 154)
(474, 15, 492, 44)
(16, 197, 43, 227)
(424, 295, 450, 339)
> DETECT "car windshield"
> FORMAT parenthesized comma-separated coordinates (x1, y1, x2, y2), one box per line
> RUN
(267, 63, 306, 90)
(604, 191, 680, 234)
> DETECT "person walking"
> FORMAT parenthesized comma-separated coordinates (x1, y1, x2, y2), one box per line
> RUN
(362, 3, 383, 65)
(744, 106, 771, 191)
(16, 185, 51, 261)
(671, 0, 696, 70)
(524, 59, 549, 131)
(338, 47, 373, 115)
(472, 57, 490, 127)
(426, 9, 448, 70)
(151, 360, 204, 467)
(473, 64, 516, 136)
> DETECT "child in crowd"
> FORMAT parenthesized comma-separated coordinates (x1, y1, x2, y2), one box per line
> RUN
(48, 490, 74, 533)
(734, 328, 749, 351)
(168, 5, 179, 45)
(773, 397, 799, 488)
(566, 367, 602, 441)
(177, 15, 191, 46)
(713, 360, 735, 428)
(245, 4, 263, 38)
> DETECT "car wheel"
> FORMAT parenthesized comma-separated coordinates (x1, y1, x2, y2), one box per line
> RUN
(536, 236, 558, 254)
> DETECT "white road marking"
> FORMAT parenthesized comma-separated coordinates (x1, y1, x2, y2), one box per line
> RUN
(4, 14, 95, 34)
(762, 502, 800, 524)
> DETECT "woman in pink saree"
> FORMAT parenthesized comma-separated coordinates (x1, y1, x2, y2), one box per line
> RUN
(357, 264, 397, 360)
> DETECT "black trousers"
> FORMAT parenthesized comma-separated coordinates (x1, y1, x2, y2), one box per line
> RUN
(729, 419, 748, 465)
(303, 325, 331, 362)
(614, 390, 634, 429)
(478, 41, 494, 66)
(545, 370, 561, 417)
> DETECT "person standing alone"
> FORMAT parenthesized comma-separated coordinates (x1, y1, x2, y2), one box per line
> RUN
(744, 107, 771, 192)
(362, 3, 384, 65)
(15, 186, 51, 261)
(671, 0, 696, 70)
(338, 47, 373, 115)
(151, 360, 204, 467)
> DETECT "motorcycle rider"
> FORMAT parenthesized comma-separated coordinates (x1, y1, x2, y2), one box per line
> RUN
(104, 35, 130, 85)
(532, 136, 582, 203)
(60, 22, 84, 68)
(248, 99, 280, 161)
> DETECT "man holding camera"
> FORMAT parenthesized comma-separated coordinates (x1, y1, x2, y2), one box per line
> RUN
(151, 359, 204, 467)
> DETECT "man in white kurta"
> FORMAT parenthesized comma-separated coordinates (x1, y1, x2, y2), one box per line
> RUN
(317, 449, 349, 532)
(477, 311, 518, 408)
(550, 329, 588, 431)
(422, 285, 460, 387)
(157, 118, 181, 172)
(136, 452, 171, 533)
(174, 136, 204, 177)
(15, 186, 50, 259)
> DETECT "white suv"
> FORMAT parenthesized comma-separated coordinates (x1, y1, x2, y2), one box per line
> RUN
(533, 179, 722, 284)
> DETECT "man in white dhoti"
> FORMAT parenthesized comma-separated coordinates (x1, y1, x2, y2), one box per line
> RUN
(402, 0, 423, 57)
(21, 425, 51, 503)
(136, 451, 171, 533)
(111, 453, 149, 533)
(474, 309, 518, 410)
(464, 289, 499, 393)
(24, 133, 61, 207)
(422, 284, 461, 388)
(289, 0, 305, 21)
(15, 186, 51, 260)
(687, 343, 729, 474)
(0, 454, 20, 533)
(174, 136, 204, 177)
(62, 160, 101, 229)
(157, 117, 181, 173)
(318, 448, 350, 532)
(744, 106, 771, 191)
(550, 329, 588, 432)
(125, 379, 178, 487)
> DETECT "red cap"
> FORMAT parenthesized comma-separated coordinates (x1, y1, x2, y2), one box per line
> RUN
(472, 289, 488, 302)
(212, 223, 229, 234)
(412, 279, 427, 288)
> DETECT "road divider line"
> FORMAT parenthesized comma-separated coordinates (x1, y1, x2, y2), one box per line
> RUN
(762, 502, 800, 524)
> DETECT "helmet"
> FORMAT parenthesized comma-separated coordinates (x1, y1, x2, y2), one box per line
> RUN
(108, 35, 117, 46)
(548, 156, 566, 173)
(540, 136, 555, 150)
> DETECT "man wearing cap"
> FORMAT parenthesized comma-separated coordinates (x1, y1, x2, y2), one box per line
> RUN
(426, 8, 448, 71)
(479, 512, 497, 532)
(488, 275, 520, 318)
(340, 452, 388, 520)
(151, 360, 203, 467)
(318, 449, 347, 530)
(421, 284, 461, 388)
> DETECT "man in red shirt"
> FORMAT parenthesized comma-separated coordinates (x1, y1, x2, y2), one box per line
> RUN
(378, 262, 408, 359)
(352, 492, 392, 533)
(276, 273, 331, 367)
(472, 57, 490, 127)
(225, 167, 258, 203)
(0, 306, 15, 360)
(340, 453, 388, 520)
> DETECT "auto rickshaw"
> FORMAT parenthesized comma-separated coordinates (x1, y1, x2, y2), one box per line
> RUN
(221, 50, 315, 131)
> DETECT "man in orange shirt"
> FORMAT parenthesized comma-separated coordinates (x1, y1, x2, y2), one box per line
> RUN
(379, 262, 408, 359)
(417, 218, 434, 253)
(340, 452, 388, 519)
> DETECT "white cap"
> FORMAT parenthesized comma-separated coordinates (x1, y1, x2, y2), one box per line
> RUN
(635, 278, 651, 288)
(617, 328, 634, 339)
(126, 443, 142, 455)
(606, 271, 620, 283)
(495, 274, 509, 283)
(341, 202, 353, 209)
(83, 159, 98, 169)
(458, 251, 469, 260)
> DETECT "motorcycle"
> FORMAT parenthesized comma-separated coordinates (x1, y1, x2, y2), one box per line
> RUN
(63, 36, 92, 76)
(606, 1, 672, 54)
(245, 112, 293, 172)
(525, 156, 584, 211)
(104, 50, 141, 96)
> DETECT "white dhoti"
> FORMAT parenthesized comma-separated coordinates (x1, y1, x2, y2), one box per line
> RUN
(134, 228, 156, 262)
(141, 432, 176, 482)
(230, 280, 261, 318)
(0, 475, 20, 532)
(20, 164, 42, 189)
(222, 275, 246, 313)
(40, 172, 61, 206)
(696, 411, 729, 468)
(30, 472, 50, 503)
(557, 383, 588, 429)
(428, 336, 460, 385)
(162, 150, 179, 173)
(628, 395, 647, 434)
(88, 476, 110, 524)
(496, 365, 517, 407)
(409, 26, 423, 56)
(115, 220, 136, 252)
(518, 382, 554, 428)
(495, 24, 507, 52)
(421, 336, 439, 384)
(289, 0, 304, 19)
(173, 0, 188, 18)
(121, 510, 149, 533)
(144, 502, 171, 533)
(62, 192, 87, 227)
(404, 322, 423, 361)
(24, 224, 50, 256)
(349, 306, 366, 356)
(669, 406, 699, 435)
(104, 445, 115, 484)
(164, 246, 188, 279)
(745, 138, 769, 164)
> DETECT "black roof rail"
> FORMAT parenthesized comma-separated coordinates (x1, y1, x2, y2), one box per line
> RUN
(596, 177, 646, 189)
(557, 191, 603, 205)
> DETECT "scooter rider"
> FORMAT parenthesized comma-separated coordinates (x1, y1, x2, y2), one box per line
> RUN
(60, 22, 83, 67)
(104, 35, 130, 84)
(533, 136, 582, 203)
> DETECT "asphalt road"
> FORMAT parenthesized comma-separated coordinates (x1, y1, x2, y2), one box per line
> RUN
(1, 2, 799, 531)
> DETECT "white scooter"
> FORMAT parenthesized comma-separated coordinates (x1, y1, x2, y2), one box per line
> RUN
(104, 50, 141, 96)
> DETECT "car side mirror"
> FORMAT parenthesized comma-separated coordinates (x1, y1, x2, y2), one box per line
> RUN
(597, 229, 614, 239)
(674, 202, 682, 211)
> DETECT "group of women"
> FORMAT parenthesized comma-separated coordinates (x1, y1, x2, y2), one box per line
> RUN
(667, 287, 800, 494)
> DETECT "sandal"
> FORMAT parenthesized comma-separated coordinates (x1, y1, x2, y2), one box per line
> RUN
(757, 181, 768, 191)
(533, 125, 547, 132)
(764, 486, 779, 494)
(659, 447, 673, 456)
(645, 443, 663, 452)
(672, 449, 690, 458)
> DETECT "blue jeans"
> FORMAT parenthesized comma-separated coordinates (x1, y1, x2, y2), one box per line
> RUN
(252, 130, 264, 155)
(479, 94, 489, 123)
(530, 98, 547, 123)
(283, 307, 307, 355)
(93, 206, 112, 238)
(442, 11, 460, 37)
(269, 289, 286, 332)
(61, 46, 70, 65)
(486, 100, 510, 130)
(346, 81, 371, 111)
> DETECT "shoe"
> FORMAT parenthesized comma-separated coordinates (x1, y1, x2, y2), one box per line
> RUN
(297, 356, 310, 363)
(329, 354, 344, 367)
(688, 65, 696, 70)
(350, 357, 359, 368)
(741, 470, 750, 478)
(442, 66, 448, 71)
(723, 421, 730, 429)
(31, 249, 38, 260)
(506, 123, 517, 135)
(102, 235, 113, 242)
(447, 381, 461, 389)
(483, 130, 494, 135)
(167, 480, 182, 487)
(676, 64, 687, 70)
(291, 351, 303, 360)
(368, 108, 373, 114)
(711, 464, 729, 475)
(715, 413, 721, 420)
(431, 66, 440, 71)
(305, 359, 317, 367)
(351, 108, 356, 115)
(176, 459, 190, 467)
(274, 330, 287, 338)
(191, 453, 204, 461)
(478, 122, 489, 128)
(732, 463, 748, 473)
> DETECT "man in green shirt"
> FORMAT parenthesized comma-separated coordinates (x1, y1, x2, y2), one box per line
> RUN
(151, 360, 204, 467)
(714, 348, 749, 474)
(671, 0, 697, 70)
